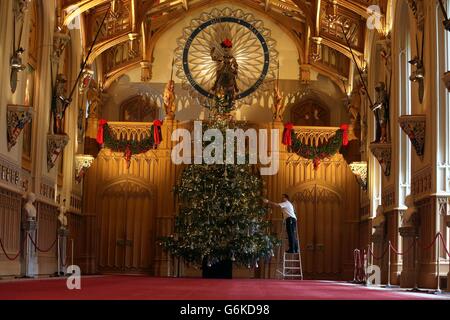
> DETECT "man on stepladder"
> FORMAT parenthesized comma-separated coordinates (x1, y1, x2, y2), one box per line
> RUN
(264, 194, 299, 253)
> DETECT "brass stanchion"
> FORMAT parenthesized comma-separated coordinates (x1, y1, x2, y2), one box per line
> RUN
(435, 234, 442, 294)
(386, 241, 392, 288)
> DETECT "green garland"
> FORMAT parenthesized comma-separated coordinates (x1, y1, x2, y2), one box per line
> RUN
(102, 123, 158, 155)
(289, 129, 344, 169)
(205, 95, 237, 115)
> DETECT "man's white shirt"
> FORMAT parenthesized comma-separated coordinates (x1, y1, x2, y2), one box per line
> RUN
(278, 201, 297, 219)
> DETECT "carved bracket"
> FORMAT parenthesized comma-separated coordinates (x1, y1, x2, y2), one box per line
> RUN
(446, 215, 450, 228)
(349, 161, 367, 190)
(7, 104, 33, 151)
(398, 115, 426, 158)
(443, 71, 450, 92)
(47, 134, 69, 171)
(370, 143, 391, 177)
(74, 154, 95, 183)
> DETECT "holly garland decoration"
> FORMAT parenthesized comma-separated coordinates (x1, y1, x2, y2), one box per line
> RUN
(97, 119, 162, 167)
(283, 123, 349, 170)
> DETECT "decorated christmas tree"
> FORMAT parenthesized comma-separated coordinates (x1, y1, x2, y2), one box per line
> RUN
(160, 98, 279, 278)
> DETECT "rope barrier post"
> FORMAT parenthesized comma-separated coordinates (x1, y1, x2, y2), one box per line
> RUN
(412, 235, 420, 292)
(387, 240, 392, 288)
(71, 238, 74, 268)
(57, 236, 61, 276)
(435, 234, 442, 294)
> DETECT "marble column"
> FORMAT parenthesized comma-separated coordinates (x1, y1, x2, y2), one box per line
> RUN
(21, 219, 38, 278)
(57, 227, 69, 275)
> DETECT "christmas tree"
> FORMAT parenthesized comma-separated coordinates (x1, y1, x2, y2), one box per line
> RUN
(160, 98, 279, 275)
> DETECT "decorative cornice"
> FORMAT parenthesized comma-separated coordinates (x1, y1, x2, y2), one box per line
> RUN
(398, 115, 426, 159)
(369, 143, 391, 177)
(0, 154, 26, 192)
(411, 166, 432, 198)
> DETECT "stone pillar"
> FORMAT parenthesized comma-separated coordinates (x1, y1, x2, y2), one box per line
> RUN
(446, 216, 450, 292)
(57, 227, 69, 275)
(21, 219, 38, 278)
(371, 223, 386, 284)
(399, 226, 419, 288)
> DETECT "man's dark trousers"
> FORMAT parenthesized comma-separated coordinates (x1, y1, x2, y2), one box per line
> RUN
(285, 217, 299, 253)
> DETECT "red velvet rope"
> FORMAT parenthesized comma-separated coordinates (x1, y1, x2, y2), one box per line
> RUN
(0, 238, 23, 261)
(389, 241, 416, 256)
(438, 233, 450, 258)
(368, 245, 389, 260)
(28, 234, 57, 253)
(422, 233, 441, 251)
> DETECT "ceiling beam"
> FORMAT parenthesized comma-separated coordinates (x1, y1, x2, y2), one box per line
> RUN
(63, 0, 109, 26)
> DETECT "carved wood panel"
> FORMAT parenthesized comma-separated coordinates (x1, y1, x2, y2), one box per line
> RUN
(98, 179, 155, 273)
(0, 189, 22, 262)
(36, 202, 58, 274)
(293, 184, 342, 278)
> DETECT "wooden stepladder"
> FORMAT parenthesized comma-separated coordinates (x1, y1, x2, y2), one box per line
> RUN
(277, 219, 303, 280)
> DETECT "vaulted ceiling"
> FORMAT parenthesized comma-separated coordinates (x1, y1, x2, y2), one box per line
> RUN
(60, 0, 387, 91)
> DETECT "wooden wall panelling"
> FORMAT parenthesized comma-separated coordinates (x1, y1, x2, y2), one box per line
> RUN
(36, 201, 58, 275)
(0, 188, 22, 276)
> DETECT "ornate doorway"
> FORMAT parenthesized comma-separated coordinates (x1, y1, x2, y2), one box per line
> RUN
(292, 183, 343, 279)
(97, 178, 155, 274)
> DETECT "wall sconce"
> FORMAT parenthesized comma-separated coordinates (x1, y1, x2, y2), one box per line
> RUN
(74, 154, 95, 183)
(310, 37, 322, 62)
(349, 161, 368, 190)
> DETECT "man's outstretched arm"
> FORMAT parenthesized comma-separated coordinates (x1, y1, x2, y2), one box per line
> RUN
(263, 199, 281, 208)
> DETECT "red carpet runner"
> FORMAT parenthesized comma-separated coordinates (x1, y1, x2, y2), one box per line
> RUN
(0, 276, 448, 300)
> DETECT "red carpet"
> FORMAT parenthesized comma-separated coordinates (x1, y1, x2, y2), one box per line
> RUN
(0, 276, 448, 300)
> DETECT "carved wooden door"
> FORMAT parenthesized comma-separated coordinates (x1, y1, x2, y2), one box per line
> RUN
(293, 184, 342, 279)
(98, 180, 154, 274)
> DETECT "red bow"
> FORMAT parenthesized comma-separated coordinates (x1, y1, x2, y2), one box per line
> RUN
(222, 38, 233, 48)
(97, 119, 108, 145)
(282, 123, 294, 146)
(153, 120, 163, 146)
(340, 124, 349, 146)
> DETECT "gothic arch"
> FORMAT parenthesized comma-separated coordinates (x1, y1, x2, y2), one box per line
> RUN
(287, 179, 344, 204)
(290, 98, 331, 127)
(100, 175, 156, 198)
